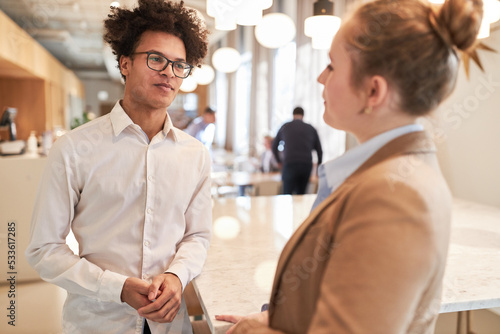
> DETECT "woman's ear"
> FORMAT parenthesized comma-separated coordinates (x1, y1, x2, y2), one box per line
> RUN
(366, 75, 389, 109)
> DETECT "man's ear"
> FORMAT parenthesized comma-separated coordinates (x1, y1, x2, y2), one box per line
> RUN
(365, 75, 389, 110)
(119, 55, 131, 78)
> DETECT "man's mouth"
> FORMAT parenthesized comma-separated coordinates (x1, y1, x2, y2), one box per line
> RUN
(154, 83, 174, 91)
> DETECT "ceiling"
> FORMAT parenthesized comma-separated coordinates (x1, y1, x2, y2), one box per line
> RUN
(1, 0, 498, 81)
(0, 0, 221, 80)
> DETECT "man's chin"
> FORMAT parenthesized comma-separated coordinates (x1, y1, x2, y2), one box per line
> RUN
(149, 98, 174, 110)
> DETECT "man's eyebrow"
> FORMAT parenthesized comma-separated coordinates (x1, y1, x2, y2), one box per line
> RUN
(147, 50, 186, 62)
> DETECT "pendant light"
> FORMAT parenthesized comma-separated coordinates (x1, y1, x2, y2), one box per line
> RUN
(255, 13, 296, 49)
(193, 64, 215, 85)
(207, 0, 273, 31)
(212, 47, 241, 73)
(304, 0, 341, 50)
(180, 76, 198, 93)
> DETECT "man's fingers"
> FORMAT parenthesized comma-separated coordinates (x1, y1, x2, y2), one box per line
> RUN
(148, 276, 164, 301)
(139, 288, 174, 314)
(139, 296, 180, 322)
(138, 289, 177, 315)
(163, 302, 181, 322)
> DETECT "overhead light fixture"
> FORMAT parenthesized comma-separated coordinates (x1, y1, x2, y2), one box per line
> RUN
(180, 76, 198, 93)
(97, 90, 109, 101)
(236, 3, 263, 26)
(478, 0, 500, 38)
(259, 0, 273, 10)
(212, 47, 241, 73)
(255, 13, 296, 49)
(304, 0, 341, 50)
(193, 64, 216, 85)
(207, 0, 273, 31)
(484, 0, 500, 24)
(215, 15, 237, 31)
(478, 17, 491, 39)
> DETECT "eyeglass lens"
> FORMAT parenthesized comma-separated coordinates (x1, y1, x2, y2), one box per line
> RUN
(147, 53, 191, 78)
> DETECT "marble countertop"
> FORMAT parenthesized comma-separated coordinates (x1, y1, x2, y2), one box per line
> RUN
(193, 195, 500, 333)
(440, 198, 500, 313)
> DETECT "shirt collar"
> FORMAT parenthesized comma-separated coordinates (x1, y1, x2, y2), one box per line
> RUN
(109, 101, 178, 142)
(311, 124, 424, 211)
(323, 123, 424, 189)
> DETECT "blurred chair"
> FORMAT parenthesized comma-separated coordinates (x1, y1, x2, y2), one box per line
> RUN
(191, 320, 211, 334)
(216, 185, 240, 197)
(184, 281, 211, 333)
(184, 281, 203, 317)
(252, 180, 282, 196)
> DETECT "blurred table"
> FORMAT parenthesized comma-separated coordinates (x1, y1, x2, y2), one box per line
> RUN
(227, 171, 281, 186)
(212, 171, 282, 196)
(192, 196, 500, 333)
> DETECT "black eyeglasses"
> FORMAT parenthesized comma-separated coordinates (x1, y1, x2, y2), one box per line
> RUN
(132, 52, 193, 79)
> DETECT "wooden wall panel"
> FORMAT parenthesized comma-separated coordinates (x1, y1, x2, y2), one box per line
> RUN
(0, 78, 46, 140)
(0, 10, 85, 139)
(194, 84, 208, 115)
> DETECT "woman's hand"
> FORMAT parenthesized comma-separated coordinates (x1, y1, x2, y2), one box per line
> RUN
(216, 311, 269, 334)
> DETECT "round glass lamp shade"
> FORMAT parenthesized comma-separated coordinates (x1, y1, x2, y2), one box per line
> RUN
(484, 0, 500, 24)
(478, 18, 490, 39)
(215, 16, 237, 31)
(212, 47, 241, 73)
(259, 0, 273, 10)
(304, 15, 341, 50)
(180, 75, 198, 93)
(193, 64, 215, 85)
(255, 13, 296, 49)
(236, 2, 263, 26)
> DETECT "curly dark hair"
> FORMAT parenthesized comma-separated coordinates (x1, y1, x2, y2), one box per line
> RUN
(103, 0, 208, 80)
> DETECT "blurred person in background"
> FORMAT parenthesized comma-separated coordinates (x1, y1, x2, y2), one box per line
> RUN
(185, 106, 216, 149)
(216, 0, 484, 332)
(272, 107, 323, 194)
(261, 135, 280, 173)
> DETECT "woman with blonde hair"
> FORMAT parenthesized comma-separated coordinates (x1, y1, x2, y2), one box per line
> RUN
(216, 0, 483, 333)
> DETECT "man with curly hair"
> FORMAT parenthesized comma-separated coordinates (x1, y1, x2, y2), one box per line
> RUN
(26, 1, 211, 333)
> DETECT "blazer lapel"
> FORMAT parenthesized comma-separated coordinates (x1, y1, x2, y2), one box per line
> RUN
(348, 131, 436, 179)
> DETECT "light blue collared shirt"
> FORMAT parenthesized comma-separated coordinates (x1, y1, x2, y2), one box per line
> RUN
(311, 124, 424, 211)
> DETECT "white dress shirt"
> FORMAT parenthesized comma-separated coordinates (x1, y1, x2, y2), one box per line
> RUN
(26, 102, 212, 334)
(311, 124, 424, 210)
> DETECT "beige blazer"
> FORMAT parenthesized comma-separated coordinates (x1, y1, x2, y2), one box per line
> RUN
(235, 131, 452, 334)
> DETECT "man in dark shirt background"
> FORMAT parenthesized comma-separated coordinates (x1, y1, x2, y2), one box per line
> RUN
(272, 107, 323, 194)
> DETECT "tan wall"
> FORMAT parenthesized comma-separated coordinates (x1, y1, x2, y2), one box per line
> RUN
(0, 156, 48, 282)
(433, 31, 500, 208)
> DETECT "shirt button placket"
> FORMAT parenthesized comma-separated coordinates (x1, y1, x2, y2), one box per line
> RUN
(144, 147, 154, 283)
